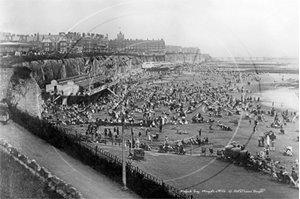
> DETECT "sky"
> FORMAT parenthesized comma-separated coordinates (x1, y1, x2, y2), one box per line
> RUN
(0, 0, 299, 58)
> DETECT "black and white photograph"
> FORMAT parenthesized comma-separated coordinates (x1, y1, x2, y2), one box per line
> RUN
(0, 0, 299, 198)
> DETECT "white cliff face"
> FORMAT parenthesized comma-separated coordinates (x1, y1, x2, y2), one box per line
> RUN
(1, 54, 191, 117)
(8, 55, 176, 89)
(7, 72, 43, 118)
(24, 56, 142, 87)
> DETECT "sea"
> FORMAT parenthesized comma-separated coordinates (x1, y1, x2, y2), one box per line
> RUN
(258, 59, 299, 112)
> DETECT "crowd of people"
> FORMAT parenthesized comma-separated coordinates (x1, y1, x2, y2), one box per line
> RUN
(40, 62, 298, 186)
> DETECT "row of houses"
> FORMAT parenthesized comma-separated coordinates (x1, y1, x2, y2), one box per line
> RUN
(108, 31, 166, 55)
(0, 32, 109, 54)
(0, 31, 201, 56)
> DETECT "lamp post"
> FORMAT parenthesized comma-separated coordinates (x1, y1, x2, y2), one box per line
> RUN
(121, 85, 127, 190)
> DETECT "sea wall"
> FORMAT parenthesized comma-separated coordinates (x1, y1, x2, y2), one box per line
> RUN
(0, 138, 84, 199)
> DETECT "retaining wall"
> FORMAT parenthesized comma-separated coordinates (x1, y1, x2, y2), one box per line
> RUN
(0, 138, 84, 199)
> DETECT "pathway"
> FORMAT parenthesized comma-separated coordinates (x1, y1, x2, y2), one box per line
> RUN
(0, 122, 141, 199)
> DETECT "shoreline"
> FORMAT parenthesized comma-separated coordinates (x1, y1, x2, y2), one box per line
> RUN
(253, 73, 299, 112)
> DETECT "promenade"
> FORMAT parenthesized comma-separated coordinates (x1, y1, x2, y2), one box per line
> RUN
(0, 121, 140, 199)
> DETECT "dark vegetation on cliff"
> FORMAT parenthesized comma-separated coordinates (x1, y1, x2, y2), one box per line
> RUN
(10, 67, 32, 85)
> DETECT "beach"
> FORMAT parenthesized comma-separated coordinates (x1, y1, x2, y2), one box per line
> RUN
(4, 62, 298, 199)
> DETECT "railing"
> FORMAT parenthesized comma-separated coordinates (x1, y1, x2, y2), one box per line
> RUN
(8, 104, 192, 198)
(63, 129, 191, 199)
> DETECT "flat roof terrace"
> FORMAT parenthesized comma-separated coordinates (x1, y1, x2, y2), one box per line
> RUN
(76, 75, 108, 88)
(57, 74, 112, 89)
(57, 74, 88, 84)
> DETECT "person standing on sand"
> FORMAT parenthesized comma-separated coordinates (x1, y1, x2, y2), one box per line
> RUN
(253, 117, 258, 133)
(254, 119, 258, 128)
(270, 140, 275, 151)
(266, 134, 270, 148)
(261, 136, 265, 147)
(253, 126, 256, 133)
(280, 124, 284, 134)
(198, 129, 202, 137)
